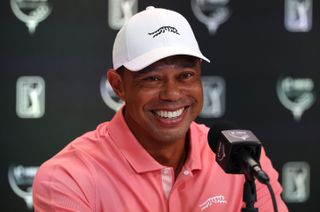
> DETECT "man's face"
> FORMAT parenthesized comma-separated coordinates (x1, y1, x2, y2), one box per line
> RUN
(119, 56, 203, 146)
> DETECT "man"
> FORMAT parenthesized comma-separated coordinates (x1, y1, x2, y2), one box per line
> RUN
(33, 6, 288, 211)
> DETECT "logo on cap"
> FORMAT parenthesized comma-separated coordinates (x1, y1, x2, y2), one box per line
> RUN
(148, 26, 180, 38)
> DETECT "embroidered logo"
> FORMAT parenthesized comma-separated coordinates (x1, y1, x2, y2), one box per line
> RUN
(148, 26, 180, 38)
(199, 195, 227, 211)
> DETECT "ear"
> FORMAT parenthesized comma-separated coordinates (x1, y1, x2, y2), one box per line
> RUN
(107, 69, 126, 101)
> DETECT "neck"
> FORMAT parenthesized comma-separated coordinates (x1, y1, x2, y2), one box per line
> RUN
(122, 108, 189, 176)
(146, 138, 188, 178)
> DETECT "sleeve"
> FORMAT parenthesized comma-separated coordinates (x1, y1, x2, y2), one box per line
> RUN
(255, 148, 289, 212)
(32, 156, 95, 212)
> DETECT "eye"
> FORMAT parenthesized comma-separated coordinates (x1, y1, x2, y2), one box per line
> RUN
(143, 75, 161, 81)
(178, 72, 195, 80)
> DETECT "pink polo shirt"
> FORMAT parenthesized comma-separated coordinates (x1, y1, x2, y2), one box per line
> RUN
(33, 109, 288, 212)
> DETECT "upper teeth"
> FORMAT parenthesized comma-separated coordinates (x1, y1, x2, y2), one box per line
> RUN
(155, 108, 184, 119)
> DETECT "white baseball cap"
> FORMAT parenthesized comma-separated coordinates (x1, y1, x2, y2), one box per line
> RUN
(112, 6, 210, 71)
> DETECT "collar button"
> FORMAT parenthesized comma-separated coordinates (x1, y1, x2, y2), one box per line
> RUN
(183, 170, 190, 176)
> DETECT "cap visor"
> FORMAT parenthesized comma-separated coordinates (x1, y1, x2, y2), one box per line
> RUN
(123, 47, 210, 71)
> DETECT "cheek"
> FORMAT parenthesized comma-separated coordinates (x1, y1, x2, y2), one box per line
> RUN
(125, 88, 158, 107)
(189, 81, 203, 99)
(189, 83, 204, 111)
(198, 85, 204, 102)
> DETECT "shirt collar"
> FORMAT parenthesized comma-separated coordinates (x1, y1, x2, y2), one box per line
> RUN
(185, 122, 202, 171)
(107, 109, 202, 174)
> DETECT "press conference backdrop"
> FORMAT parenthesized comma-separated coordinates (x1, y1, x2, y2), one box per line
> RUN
(0, 0, 319, 211)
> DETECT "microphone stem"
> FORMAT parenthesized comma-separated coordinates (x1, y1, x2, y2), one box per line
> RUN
(239, 150, 270, 184)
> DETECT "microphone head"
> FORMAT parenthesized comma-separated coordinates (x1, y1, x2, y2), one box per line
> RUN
(207, 120, 262, 174)
(207, 120, 239, 152)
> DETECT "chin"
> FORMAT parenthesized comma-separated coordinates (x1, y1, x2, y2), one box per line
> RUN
(154, 128, 188, 143)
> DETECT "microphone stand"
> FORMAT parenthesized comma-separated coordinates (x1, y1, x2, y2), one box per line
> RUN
(242, 171, 258, 212)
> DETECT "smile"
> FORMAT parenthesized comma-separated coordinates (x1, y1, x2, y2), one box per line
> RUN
(154, 108, 185, 119)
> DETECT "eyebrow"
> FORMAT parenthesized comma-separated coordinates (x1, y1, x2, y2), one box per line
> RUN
(178, 61, 198, 68)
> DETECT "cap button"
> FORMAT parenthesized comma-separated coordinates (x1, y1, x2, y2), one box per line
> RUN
(146, 6, 155, 10)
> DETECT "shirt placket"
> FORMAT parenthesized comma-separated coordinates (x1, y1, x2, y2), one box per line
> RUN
(161, 167, 174, 198)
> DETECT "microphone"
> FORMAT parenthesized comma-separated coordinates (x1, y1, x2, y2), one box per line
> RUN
(208, 121, 269, 184)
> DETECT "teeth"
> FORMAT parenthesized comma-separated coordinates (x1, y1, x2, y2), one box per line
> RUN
(155, 108, 184, 119)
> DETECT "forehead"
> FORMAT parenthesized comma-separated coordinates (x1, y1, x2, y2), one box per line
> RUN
(152, 55, 199, 65)
(137, 55, 200, 73)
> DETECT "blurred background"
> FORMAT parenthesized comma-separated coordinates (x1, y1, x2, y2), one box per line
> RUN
(0, 0, 319, 211)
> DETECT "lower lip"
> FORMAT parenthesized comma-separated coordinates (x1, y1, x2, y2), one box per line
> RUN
(153, 108, 187, 126)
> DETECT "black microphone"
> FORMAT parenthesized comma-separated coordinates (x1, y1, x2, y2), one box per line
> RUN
(208, 121, 269, 184)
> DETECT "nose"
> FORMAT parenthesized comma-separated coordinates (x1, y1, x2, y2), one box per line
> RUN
(159, 79, 182, 101)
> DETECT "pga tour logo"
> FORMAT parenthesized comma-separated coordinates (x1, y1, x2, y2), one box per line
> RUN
(200, 76, 225, 118)
(16, 76, 45, 118)
(285, 0, 313, 32)
(282, 161, 310, 202)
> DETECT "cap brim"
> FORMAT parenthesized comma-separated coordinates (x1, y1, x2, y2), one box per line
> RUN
(123, 47, 210, 71)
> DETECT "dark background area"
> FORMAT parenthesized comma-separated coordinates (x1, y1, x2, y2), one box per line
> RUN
(1, 0, 319, 211)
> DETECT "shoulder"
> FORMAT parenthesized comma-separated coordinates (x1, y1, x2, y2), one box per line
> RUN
(34, 121, 111, 184)
(33, 134, 98, 186)
(32, 122, 113, 207)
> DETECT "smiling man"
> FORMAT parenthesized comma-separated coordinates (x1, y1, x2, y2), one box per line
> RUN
(108, 55, 203, 176)
(33, 6, 288, 212)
